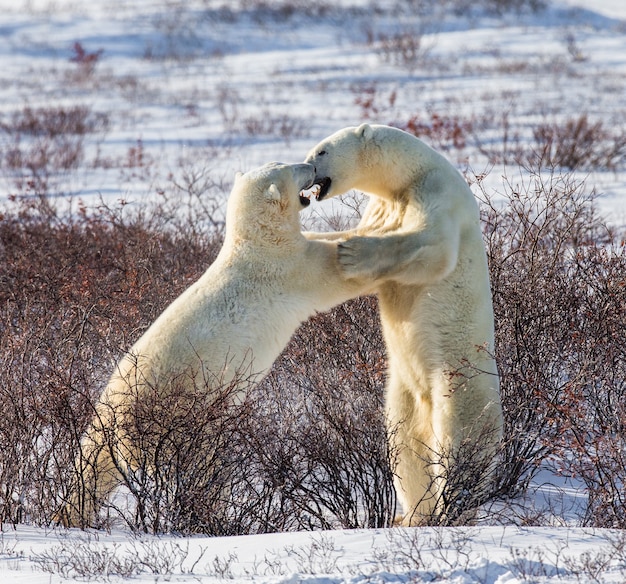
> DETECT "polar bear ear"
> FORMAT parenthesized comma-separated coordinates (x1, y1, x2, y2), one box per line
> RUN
(265, 183, 282, 202)
(356, 123, 373, 140)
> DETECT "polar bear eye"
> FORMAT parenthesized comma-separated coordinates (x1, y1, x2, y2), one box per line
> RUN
(318, 150, 326, 156)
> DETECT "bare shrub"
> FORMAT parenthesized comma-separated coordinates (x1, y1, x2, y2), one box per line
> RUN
(481, 169, 598, 502)
(532, 114, 626, 170)
(4, 153, 626, 532)
(351, 84, 472, 155)
(213, 86, 310, 144)
(365, 0, 545, 73)
(241, 111, 309, 143)
(604, 530, 626, 579)
(0, 105, 108, 138)
(285, 534, 343, 575)
(441, 0, 545, 15)
(370, 28, 434, 72)
(477, 112, 626, 171)
(562, 30, 588, 63)
(402, 420, 505, 526)
(31, 535, 206, 580)
(215, 84, 241, 135)
(59, 298, 395, 534)
(69, 41, 104, 79)
(32, 539, 141, 580)
(232, 0, 336, 20)
(473, 109, 527, 167)
(207, 551, 238, 579)
(167, 156, 230, 232)
(397, 112, 472, 152)
(507, 544, 565, 580)
(91, 369, 260, 535)
(353, 84, 398, 121)
(476, 168, 599, 497)
(373, 527, 475, 578)
(0, 192, 221, 528)
(476, 165, 626, 525)
(243, 297, 397, 531)
(0, 183, 396, 533)
(0, 104, 109, 194)
(552, 242, 626, 528)
(562, 547, 616, 584)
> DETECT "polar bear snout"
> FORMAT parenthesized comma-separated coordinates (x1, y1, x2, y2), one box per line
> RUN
(296, 163, 317, 207)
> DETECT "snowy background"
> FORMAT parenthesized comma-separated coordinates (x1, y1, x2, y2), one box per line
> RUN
(1, 0, 625, 223)
(1, 0, 626, 581)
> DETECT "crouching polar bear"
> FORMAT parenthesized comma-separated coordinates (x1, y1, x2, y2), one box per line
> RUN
(62, 162, 375, 527)
(305, 124, 502, 524)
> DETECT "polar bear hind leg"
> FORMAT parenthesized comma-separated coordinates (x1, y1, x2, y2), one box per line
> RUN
(385, 376, 443, 524)
(59, 415, 122, 528)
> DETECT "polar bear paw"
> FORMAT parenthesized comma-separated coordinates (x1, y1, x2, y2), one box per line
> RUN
(338, 236, 385, 278)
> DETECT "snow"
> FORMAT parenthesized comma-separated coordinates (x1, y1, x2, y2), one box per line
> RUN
(1, 0, 626, 581)
(2, 0, 625, 224)
(2, 523, 626, 583)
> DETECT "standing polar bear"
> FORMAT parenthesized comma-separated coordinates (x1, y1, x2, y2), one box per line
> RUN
(305, 124, 502, 524)
(62, 162, 375, 527)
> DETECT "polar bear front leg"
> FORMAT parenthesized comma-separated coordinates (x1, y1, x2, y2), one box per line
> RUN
(338, 224, 460, 286)
(302, 229, 356, 242)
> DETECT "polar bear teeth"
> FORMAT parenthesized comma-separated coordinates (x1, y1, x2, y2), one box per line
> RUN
(299, 191, 311, 207)
(299, 184, 322, 207)
(314, 177, 331, 200)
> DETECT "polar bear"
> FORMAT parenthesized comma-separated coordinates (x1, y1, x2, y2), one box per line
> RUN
(304, 124, 502, 524)
(62, 161, 375, 527)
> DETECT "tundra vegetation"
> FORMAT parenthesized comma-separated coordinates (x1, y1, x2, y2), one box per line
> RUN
(1, 0, 625, 540)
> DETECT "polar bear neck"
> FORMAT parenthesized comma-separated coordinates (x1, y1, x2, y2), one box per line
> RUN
(357, 131, 444, 199)
(355, 157, 418, 201)
(224, 190, 303, 252)
(225, 219, 304, 255)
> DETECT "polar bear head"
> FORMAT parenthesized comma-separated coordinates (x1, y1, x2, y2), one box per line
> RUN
(304, 124, 417, 200)
(225, 161, 315, 244)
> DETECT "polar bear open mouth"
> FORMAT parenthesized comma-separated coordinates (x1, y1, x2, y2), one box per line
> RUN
(299, 178, 319, 207)
(299, 191, 312, 207)
(313, 177, 332, 200)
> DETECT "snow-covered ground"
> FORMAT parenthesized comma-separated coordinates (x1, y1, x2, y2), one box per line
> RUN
(1, 0, 626, 581)
(3, 523, 626, 583)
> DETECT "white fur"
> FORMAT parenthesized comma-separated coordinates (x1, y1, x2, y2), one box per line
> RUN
(63, 161, 374, 526)
(305, 125, 502, 524)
